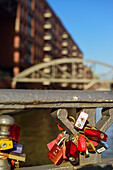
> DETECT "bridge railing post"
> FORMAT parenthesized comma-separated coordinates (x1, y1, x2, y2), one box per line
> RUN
(0, 115, 15, 170)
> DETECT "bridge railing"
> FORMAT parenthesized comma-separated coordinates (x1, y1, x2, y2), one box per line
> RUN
(0, 89, 113, 168)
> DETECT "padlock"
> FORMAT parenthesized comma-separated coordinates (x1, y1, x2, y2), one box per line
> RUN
(96, 141, 108, 154)
(15, 160, 19, 168)
(74, 112, 88, 130)
(89, 139, 98, 147)
(8, 124, 21, 143)
(57, 124, 64, 131)
(84, 129, 108, 142)
(85, 148, 89, 158)
(85, 124, 96, 130)
(66, 140, 79, 165)
(47, 133, 62, 151)
(0, 152, 26, 162)
(69, 116, 75, 125)
(12, 143, 23, 154)
(47, 137, 66, 165)
(10, 153, 26, 162)
(62, 140, 67, 159)
(11, 160, 15, 166)
(77, 136, 87, 152)
(0, 138, 13, 150)
(71, 135, 78, 146)
(80, 134, 96, 152)
(86, 141, 96, 152)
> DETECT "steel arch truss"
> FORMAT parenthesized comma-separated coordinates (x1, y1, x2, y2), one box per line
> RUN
(12, 58, 113, 89)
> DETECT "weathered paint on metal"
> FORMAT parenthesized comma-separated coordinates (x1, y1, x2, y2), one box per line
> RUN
(0, 90, 113, 109)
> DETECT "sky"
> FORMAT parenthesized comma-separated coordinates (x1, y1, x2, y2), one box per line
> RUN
(46, 0, 113, 71)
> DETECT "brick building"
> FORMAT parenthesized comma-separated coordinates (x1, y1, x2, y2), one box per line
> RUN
(0, 0, 83, 89)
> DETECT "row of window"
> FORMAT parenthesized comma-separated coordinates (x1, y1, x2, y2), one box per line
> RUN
(20, 13, 44, 38)
(17, 40, 44, 64)
(16, 0, 82, 65)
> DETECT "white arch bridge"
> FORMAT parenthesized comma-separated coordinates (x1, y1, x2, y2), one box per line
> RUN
(12, 58, 113, 90)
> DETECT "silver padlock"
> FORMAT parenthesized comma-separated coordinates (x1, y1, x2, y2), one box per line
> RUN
(96, 141, 108, 154)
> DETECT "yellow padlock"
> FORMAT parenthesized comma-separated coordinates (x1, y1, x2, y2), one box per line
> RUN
(15, 160, 19, 168)
(0, 139, 13, 150)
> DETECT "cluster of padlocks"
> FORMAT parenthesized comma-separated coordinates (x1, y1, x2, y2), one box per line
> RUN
(0, 123, 26, 168)
(47, 110, 108, 166)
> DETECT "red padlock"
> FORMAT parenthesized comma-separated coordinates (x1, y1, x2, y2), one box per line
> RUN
(62, 140, 67, 159)
(47, 133, 62, 150)
(11, 160, 15, 166)
(47, 137, 66, 165)
(84, 129, 108, 142)
(77, 136, 87, 152)
(66, 141, 79, 165)
(57, 124, 64, 131)
(8, 124, 21, 143)
(89, 139, 98, 147)
(47, 143, 63, 165)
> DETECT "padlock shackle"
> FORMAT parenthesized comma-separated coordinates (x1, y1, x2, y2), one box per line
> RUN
(57, 136, 66, 146)
(69, 116, 75, 124)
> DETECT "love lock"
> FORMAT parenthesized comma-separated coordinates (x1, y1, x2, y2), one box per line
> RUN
(66, 140, 79, 165)
(48, 109, 108, 167)
(0, 115, 26, 170)
(8, 124, 21, 143)
(0, 139, 13, 150)
(47, 136, 66, 165)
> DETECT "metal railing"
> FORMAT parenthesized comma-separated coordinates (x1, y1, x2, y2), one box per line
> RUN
(0, 89, 113, 169)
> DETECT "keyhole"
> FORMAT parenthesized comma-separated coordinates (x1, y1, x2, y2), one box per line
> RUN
(1, 143, 7, 148)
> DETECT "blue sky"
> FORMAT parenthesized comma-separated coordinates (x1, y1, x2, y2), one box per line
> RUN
(46, 0, 113, 69)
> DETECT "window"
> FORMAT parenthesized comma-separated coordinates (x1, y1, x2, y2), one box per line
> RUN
(28, 26, 31, 35)
(28, 53, 31, 63)
(28, 14, 32, 24)
(28, 14, 32, 35)
(27, 42, 31, 63)
(14, 36, 20, 48)
(28, 0, 32, 8)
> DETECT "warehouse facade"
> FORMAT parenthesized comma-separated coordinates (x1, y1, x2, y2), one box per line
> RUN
(0, 0, 84, 89)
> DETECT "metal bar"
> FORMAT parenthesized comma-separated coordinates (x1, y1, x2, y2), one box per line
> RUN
(0, 90, 113, 110)
(38, 70, 51, 78)
(52, 65, 56, 78)
(79, 109, 101, 165)
(13, 78, 113, 83)
(0, 90, 113, 103)
(1, 102, 113, 109)
(83, 108, 96, 126)
(84, 80, 97, 90)
(96, 108, 113, 132)
(56, 65, 72, 78)
(72, 63, 76, 78)
(51, 109, 77, 135)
